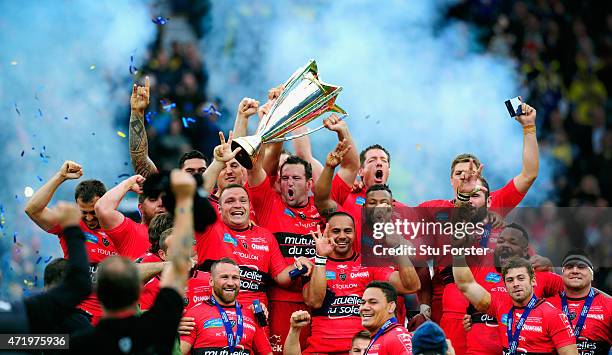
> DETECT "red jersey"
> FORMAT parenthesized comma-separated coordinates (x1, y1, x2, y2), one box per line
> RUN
(105, 216, 149, 259)
(195, 221, 288, 306)
(181, 299, 270, 355)
(134, 251, 163, 263)
(487, 295, 575, 353)
(47, 221, 117, 319)
(366, 323, 413, 355)
(466, 268, 564, 354)
(248, 176, 322, 303)
(303, 252, 394, 354)
(547, 290, 611, 355)
(139, 270, 211, 311)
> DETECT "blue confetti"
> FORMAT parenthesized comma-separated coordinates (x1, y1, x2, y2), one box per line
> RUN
(124, 162, 129, 166)
(152, 16, 169, 25)
(44, 256, 53, 263)
(202, 104, 221, 117)
(160, 99, 176, 112)
(14, 102, 21, 116)
(91, 132, 96, 136)
(20, 150, 24, 157)
(36, 257, 42, 264)
(182, 117, 196, 128)
(145, 111, 157, 123)
(64, 116, 68, 120)
(129, 55, 138, 75)
(117, 173, 131, 179)
(31, 146, 35, 150)
(13, 232, 16, 244)
(36, 175, 43, 182)
(35, 92, 39, 101)
(38, 108, 43, 117)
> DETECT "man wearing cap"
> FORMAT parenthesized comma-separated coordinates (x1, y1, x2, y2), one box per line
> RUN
(547, 251, 611, 355)
(359, 281, 413, 355)
(412, 321, 455, 355)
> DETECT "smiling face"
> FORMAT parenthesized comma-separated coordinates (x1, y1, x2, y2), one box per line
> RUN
(328, 214, 356, 258)
(219, 186, 250, 229)
(77, 197, 100, 230)
(279, 163, 312, 207)
(359, 287, 396, 333)
(504, 266, 535, 305)
(210, 262, 240, 305)
(359, 149, 390, 188)
(217, 159, 246, 189)
(562, 261, 592, 292)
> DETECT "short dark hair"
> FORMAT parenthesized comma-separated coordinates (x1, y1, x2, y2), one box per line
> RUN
(158, 228, 174, 253)
(366, 184, 393, 197)
(219, 184, 249, 202)
(327, 211, 355, 227)
(74, 180, 106, 202)
(352, 330, 371, 343)
(502, 223, 529, 244)
(96, 256, 141, 311)
(359, 144, 391, 166)
(179, 150, 207, 168)
(501, 257, 535, 281)
(478, 176, 490, 200)
(148, 213, 173, 253)
(450, 153, 481, 177)
(44, 258, 68, 287)
(210, 257, 239, 276)
(280, 155, 312, 180)
(365, 281, 397, 303)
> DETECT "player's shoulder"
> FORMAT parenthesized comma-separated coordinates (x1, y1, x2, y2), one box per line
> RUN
(384, 325, 413, 351)
(417, 199, 453, 208)
(539, 299, 564, 315)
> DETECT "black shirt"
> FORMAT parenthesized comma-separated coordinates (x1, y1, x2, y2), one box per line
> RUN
(69, 288, 183, 354)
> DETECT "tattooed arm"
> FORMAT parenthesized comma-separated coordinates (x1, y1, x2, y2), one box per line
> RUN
(129, 76, 158, 178)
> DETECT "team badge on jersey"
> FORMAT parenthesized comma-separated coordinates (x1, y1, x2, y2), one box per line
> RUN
(355, 197, 366, 206)
(485, 272, 502, 283)
(339, 273, 346, 281)
(183, 297, 189, 307)
(223, 233, 238, 246)
(241, 240, 248, 249)
(102, 237, 110, 247)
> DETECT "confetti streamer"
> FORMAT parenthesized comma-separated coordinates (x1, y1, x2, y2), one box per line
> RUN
(44, 256, 53, 263)
(13, 232, 16, 244)
(117, 173, 131, 179)
(38, 108, 43, 117)
(129, 55, 138, 75)
(36, 256, 42, 264)
(117, 131, 126, 138)
(145, 111, 157, 123)
(64, 116, 69, 120)
(20, 150, 24, 157)
(152, 16, 169, 25)
(365, 115, 370, 120)
(160, 99, 176, 112)
(15, 102, 21, 116)
(36, 176, 43, 182)
(182, 117, 196, 128)
(202, 104, 221, 117)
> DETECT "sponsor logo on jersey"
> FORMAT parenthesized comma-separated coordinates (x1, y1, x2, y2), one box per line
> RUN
(84, 232, 99, 244)
(284, 208, 296, 218)
(326, 271, 336, 280)
(500, 313, 509, 326)
(223, 233, 238, 246)
(485, 272, 502, 283)
(251, 244, 269, 251)
(203, 318, 223, 329)
(355, 196, 366, 206)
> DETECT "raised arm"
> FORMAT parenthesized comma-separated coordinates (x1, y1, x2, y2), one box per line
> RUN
(129, 76, 158, 178)
(94, 174, 144, 230)
(314, 140, 351, 218)
(247, 140, 270, 188)
(452, 255, 491, 313)
(302, 224, 335, 309)
(323, 114, 359, 185)
(25, 160, 83, 231)
(137, 261, 169, 284)
(283, 311, 311, 355)
(159, 170, 196, 294)
(232, 97, 259, 138)
(24, 202, 92, 332)
(290, 126, 324, 182)
(513, 101, 538, 193)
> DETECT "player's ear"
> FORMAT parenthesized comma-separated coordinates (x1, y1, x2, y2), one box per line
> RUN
(387, 300, 396, 314)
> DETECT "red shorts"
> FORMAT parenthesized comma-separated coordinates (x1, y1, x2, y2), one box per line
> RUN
(440, 313, 467, 355)
(466, 323, 502, 355)
(269, 300, 311, 355)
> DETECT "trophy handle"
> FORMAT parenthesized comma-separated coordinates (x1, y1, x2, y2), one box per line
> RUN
(267, 114, 349, 143)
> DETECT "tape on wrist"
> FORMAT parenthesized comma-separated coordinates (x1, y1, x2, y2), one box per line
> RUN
(315, 254, 328, 265)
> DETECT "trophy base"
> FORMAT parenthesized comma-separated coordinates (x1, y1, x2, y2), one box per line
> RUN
(231, 140, 255, 170)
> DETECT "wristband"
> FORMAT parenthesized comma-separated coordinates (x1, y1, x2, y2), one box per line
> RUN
(314, 254, 328, 266)
(456, 188, 471, 202)
(523, 124, 536, 135)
